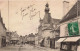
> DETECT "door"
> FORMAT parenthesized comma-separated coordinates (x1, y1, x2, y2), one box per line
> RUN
(50, 39, 55, 48)
(50, 40, 52, 48)
(1, 36, 6, 47)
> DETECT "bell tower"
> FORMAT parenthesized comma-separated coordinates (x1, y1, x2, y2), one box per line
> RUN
(43, 3, 52, 24)
(45, 3, 49, 13)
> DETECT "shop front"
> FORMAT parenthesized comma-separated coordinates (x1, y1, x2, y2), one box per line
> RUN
(57, 36, 80, 51)
(61, 42, 78, 51)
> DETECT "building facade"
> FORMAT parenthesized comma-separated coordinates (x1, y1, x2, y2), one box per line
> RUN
(6, 31, 12, 46)
(0, 11, 6, 47)
(38, 3, 60, 48)
(57, 1, 80, 51)
(10, 31, 19, 45)
(27, 33, 35, 45)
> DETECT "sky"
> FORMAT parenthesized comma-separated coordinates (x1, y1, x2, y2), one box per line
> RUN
(0, 0, 77, 36)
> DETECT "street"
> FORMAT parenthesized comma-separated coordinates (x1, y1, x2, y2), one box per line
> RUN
(0, 44, 60, 51)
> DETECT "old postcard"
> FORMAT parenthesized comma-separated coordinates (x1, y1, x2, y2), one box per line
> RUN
(0, 0, 80, 51)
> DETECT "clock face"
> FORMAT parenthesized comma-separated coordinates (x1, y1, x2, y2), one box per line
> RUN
(68, 21, 79, 36)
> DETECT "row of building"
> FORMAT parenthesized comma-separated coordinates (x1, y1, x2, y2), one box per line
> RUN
(20, 33, 35, 45)
(0, 11, 20, 47)
(4, 31, 20, 46)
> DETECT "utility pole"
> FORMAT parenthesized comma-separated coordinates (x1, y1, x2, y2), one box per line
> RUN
(8, 0, 9, 31)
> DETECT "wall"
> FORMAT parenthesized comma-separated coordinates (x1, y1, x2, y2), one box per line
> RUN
(41, 30, 52, 47)
(11, 32, 19, 40)
(35, 36, 38, 45)
(27, 37, 35, 42)
(0, 37, 1, 47)
(44, 38, 50, 47)
(77, 46, 80, 51)
(60, 23, 67, 37)
(0, 21, 6, 36)
(60, 16, 80, 37)
(0, 21, 6, 47)
(42, 30, 53, 38)
(38, 27, 42, 40)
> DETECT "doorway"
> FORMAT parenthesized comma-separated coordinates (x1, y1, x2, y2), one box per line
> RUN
(1, 36, 6, 47)
(50, 40, 52, 48)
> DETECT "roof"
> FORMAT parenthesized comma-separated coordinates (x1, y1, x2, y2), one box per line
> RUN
(39, 18, 60, 31)
(42, 18, 60, 24)
(28, 33, 35, 37)
(60, 1, 80, 23)
(0, 17, 6, 30)
(52, 18, 61, 24)
(0, 11, 7, 30)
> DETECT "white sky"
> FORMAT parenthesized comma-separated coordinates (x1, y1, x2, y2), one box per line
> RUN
(0, 0, 77, 36)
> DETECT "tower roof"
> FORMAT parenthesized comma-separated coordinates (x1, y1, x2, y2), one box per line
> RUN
(45, 3, 49, 13)
(45, 3, 49, 7)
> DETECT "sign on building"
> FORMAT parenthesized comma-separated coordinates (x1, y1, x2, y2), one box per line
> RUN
(68, 21, 79, 36)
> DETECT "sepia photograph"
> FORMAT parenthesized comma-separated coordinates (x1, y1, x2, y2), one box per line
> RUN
(0, 0, 80, 51)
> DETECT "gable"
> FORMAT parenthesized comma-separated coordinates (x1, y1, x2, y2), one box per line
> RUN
(60, 1, 80, 23)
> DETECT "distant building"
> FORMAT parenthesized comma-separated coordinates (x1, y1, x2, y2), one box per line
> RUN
(6, 31, 12, 46)
(57, 1, 80, 51)
(19, 35, 23, 44)
(0, 11, 6, 47)
(20, 35, 28, 44)
(23, 35, 28, 43)
(27, 33, 35, 45)
(10, 31, 19, 45)
(38, 3, 60, 48)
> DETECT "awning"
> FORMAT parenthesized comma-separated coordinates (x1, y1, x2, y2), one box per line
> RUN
(57, 38, 66, 42)
(63, 37, 80, 42)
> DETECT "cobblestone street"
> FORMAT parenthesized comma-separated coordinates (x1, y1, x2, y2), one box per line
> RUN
(0, 44, 60, 51)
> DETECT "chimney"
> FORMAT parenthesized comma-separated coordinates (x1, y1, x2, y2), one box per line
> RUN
(63, 1, 69, 16)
